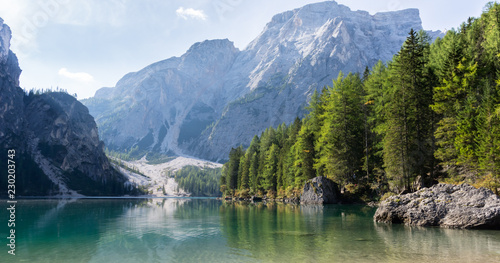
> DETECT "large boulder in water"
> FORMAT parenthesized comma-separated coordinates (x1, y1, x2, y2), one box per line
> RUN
(300, 177, 340, 204)
(374, 183, 500, 229)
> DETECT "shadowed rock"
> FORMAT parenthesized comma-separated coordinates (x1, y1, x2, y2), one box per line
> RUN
(300, 176, 340, 204)
(374, 183, 500, 229)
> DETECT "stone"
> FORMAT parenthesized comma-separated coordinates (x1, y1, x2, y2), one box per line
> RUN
(300, 177, 340, 205)
(374, 183, 500, 229)
(251, 196, 263, 202)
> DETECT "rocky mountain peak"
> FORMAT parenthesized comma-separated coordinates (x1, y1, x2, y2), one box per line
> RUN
(178, 39, 240, 78)
(267, 1, 352, 29)
(185, 39, 238, 56)
(0, 17, 11, 62)
(373, 8, 421, 23)
(249, 1, 424, 55)
(83, 2, 443, 162)
(0, 18, 21, 87)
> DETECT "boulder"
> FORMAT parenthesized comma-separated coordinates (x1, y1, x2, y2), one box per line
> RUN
(374, 183, 500, 229)
(300, 177, 340, 204)
(250, 196, 263, 202)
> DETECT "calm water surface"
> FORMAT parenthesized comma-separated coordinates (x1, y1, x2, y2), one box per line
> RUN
(1, 198, 499, 263)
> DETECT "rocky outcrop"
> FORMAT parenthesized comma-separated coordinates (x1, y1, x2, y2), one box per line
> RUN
(24, 92, 132, 195)
(83, 1, 443, 162)
(374, 183, 500, 229)
(300, 177, 340, 204)
(83, 39, 239, 157)
(0, 18, 133, 196)
(0, 18, 23, 146)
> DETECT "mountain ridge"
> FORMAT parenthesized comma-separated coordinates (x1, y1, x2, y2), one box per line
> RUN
(83, 1, 443, 162)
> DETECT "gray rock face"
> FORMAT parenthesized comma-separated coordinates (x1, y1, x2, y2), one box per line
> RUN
(83, 39, 239, 156)
(83, 1, 443, 161)
(374, 183, 500, 229)
(300, 176, 340, 204)
(0, 18, 129, 196)
(25, 93, 117, 182)
(0, 18, 23, 145)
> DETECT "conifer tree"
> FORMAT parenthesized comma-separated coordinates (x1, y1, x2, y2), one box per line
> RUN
(293, 124, 316, 186)
(315, 72, 364, 186)
(382, 29, 434, 191)
(219, 3, 500, 196)
(262, 144, 280, 192)
(225, 146, 244, 192)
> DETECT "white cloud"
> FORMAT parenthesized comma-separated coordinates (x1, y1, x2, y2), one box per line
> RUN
(176, 7, 207, 20)
(58, 68, 94, 82)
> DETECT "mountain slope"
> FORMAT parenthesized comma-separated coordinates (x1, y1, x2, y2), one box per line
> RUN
(84, 39, 239, 156)
(83, 1, 442, 162)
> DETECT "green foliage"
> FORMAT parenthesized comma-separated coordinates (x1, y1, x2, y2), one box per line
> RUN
(262, 144, 279, 191)
(221, 3, 500, 197)
(63, 169, 133, 196)
(315, 72, 365, 186)
(108, 157, 148, 178)
(222, 146, 245, 195)
(0, 152, 59, 196)
(293, 124, 316, 186)
(24, 87, 77, 99)
(145, 152, 176, 165)
(174, 166, 222, 197)
(429, 3, 500, 191)
(105, 147, 147, 162)
(381, 29, 437, 192)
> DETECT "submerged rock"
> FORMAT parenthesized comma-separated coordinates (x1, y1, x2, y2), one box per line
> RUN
(374, 183, 500, 229)
(300, 176, 340, 204)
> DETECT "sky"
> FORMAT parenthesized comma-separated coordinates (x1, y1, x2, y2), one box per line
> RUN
(0, 0, 494, 99)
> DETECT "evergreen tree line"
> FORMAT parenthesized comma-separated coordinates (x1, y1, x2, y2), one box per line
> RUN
(221, 3, 500, 199)
(107, 156, 147, 178)
(175, 166, 222, 197)
(24, 87, 78, 98)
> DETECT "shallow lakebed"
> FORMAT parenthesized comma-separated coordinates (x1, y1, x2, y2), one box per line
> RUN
(1, 198, 499, 262)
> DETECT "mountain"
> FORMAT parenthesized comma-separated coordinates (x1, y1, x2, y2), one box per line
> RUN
(84, 39, 239, 158)
(83, 1, 443, 162)
(0, 18, 136, 196)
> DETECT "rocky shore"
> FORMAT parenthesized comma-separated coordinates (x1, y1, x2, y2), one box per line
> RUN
(374, 183, 500, 229)
(219, 176, 340, 205)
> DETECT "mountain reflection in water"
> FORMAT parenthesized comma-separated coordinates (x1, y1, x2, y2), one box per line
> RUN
(0, 199, 499, 263)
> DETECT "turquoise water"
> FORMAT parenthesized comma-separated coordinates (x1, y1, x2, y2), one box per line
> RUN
(1, 199, 499, 263)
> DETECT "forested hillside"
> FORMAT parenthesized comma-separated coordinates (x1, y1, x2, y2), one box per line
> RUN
(174, 166, 222, 197)
(221, 3, 500, 200)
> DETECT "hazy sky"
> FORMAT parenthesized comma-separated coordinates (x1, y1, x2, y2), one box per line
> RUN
(0, 0, 493, 99)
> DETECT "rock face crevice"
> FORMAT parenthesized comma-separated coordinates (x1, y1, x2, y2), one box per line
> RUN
(374, 183, 500, 229)
(83, 1, 443, 162)
(0, 18, 130, 196)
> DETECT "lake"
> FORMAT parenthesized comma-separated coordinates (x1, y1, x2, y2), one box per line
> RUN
(1, 198, 499, 262)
